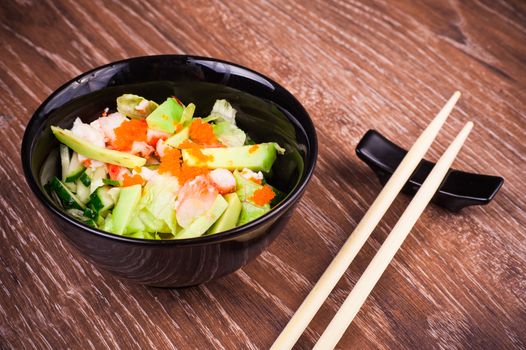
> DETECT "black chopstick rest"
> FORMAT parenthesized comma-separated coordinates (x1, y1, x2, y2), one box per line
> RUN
(355, 130, 504, 212)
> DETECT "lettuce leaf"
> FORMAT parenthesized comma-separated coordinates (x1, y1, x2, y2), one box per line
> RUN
(209, 99, 247, 147)
(138, 174, 180, 234)
(213, 121, 246, 147)
(210, 99, 237, 124)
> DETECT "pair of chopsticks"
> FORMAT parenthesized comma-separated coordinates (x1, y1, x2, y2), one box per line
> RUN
(271, 91, 472, 349)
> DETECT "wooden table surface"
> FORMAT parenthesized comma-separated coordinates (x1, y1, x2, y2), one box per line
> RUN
(1, 1, 525, 349)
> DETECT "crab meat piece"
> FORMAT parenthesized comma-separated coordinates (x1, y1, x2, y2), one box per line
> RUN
(134, 166, 158, 181)
(131, 141, 155, 158)
(90, 112, 127, 143)
(147, 128, 171, 146)
(70, 118, 106, 167)
(208, 168, 236, 194)
(71, 117, 105, 148)
(156, 139, 169, 158)
(107, 164, 129, 181)
(83, 159, 104, 169)
(240, 168, 263, 184)
(175, 175, 218, 228)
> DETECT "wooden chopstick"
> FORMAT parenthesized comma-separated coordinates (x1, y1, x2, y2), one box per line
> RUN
(313, 121, 473, 349)
(270, 92, 461, 350)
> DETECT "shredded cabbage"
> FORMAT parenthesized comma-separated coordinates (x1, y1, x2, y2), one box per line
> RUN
(210, 99, 237, 124)
(213, 121, 246, 147)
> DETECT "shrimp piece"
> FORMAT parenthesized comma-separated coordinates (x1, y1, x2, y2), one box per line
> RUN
(131, 141, 155, 158)
(91, 112, 127, 144)
(175, 175, 218, 228)
(208, 168, 236, 194)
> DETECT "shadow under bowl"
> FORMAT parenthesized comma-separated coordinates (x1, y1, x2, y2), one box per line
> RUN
(21, 55, 318, 287)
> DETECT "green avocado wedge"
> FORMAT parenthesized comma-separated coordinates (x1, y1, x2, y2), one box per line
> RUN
(164, 126, 189, 148)
(51, 126, 146, 168)
(208, 192, 242, 235)
(176, 194, 228, 239)
(112, 184, 142, 235)
(116, 94, 158, 119)
(145, 97, 184, 133)
(238, 201, 269, 226)
(182, 143, 284, 172)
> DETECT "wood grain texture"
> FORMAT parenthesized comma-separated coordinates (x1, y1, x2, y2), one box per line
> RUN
(0, 0, 525, 349)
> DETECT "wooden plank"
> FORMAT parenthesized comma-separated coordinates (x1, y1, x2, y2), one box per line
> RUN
(0, 0, 524, 348)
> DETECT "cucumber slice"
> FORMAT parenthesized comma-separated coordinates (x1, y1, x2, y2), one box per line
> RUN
(64, 182, 77, 193)
(90, 166, 107, 194)
(84, 219, 97, 227)
(83, 207, 97, 220)
(64, 152, 85, 182)
(79, 171, 91, 187)
(59, 144, 70, 181)
(50, 177, 85, 210)
(75, 178, 90, 204)
(102, 213, 114, 232)
(89, 186, 115, 215)
(68, 208, 97, 228)
(107, 187, 121, 202)
(103, 178, 121, 186)
(66, 209, 85, 220)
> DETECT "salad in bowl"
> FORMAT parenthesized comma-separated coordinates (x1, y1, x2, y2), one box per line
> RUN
(48, 95, 285, 240)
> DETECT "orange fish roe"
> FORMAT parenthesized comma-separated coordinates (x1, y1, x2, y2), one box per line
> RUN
(178, 164, 209, 185)
(113, 119, 148, 150)
(249, 178, 263, 185)
(158, 147, 182, 177)
(250, 185, 275, 206)
(186, 148, 214, 163)
(122, 173, 145, 187)
(178, 139, 201, 149)
(189, 118, 220, 146)
(248, 145, 259, 154)
(158, 147, 209, 184)
(174, 123, 183, 133)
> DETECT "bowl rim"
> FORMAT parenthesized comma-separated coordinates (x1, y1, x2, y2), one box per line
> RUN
(21, 54, 318, 246)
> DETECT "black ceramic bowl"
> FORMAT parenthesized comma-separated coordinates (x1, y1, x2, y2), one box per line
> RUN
(21, 55, 317, 287)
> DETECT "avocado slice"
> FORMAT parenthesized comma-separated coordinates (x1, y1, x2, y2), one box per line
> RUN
(116, 94, 158, 119)
(176, 194, 228, 239)
(233, 170, 264, 202)
(232, 171, 271, 225)
(208, 192, 242, 234)
(112, 184, 142, 235)
(164, 126, 189, 148)
(182, 143, 283, 172)
(124, 212, 147, 234)
(138, 208, 171, 233)
(145, 97, 184, 133)
(180, 103, 196, 126)
(51, 126, 146, 168)
(238, 201, 269, 226)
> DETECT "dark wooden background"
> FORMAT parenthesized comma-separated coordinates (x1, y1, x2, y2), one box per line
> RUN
(1, 0, 525, 349)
